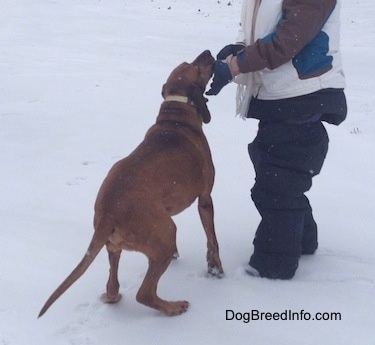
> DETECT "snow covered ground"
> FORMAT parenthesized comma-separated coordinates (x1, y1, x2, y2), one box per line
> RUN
(1, 1, 374, 344)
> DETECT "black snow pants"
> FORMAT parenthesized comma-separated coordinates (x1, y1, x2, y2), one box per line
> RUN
(246, 88, 346, 279)
(248, 120, 329, 279)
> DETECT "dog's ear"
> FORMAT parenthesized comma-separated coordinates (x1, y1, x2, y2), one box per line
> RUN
(190, 83, 211, 124)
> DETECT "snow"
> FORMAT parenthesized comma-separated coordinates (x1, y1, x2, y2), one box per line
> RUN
(1, 0, 374, 344)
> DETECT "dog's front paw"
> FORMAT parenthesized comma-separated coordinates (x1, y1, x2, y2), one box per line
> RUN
(207, 265, 224, 278)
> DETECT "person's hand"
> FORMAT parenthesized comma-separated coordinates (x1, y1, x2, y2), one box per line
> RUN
(206, 54, 241, 96)
(217, 43, 245, 60)
(205, 59, 233, 96)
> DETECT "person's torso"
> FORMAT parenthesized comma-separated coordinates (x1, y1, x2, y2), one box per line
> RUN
(253, 0, 345, 99)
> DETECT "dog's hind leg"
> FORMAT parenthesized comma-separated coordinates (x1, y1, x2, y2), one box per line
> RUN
(198, 194, 224, 277)
(136, 218, 189, 316)
(101, 248, 122, 304)
(136, 256, 189, 316)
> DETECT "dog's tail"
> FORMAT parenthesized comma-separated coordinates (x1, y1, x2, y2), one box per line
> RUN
(38, 233, 106, 318)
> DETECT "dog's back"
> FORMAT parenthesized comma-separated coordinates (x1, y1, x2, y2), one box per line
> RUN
(95, 119, 214, 219)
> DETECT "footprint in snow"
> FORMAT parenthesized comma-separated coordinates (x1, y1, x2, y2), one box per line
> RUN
(66, 177, 87, 186)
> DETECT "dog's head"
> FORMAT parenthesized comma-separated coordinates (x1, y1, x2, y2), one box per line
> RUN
(162, 50, 215, 124)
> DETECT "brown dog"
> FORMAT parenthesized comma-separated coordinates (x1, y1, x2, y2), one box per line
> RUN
(38, 50, 223, 317)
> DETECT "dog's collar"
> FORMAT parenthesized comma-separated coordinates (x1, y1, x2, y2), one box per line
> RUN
(164, 95, 195, 107)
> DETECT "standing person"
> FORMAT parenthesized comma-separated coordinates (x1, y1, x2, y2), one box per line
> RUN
(207, 0, 347, 279)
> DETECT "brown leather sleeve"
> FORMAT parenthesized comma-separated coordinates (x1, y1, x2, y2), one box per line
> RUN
(237, 0, 337, 73)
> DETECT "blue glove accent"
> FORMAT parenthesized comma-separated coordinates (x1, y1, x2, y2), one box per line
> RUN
(206, 60, 233, 96)
(217, 43, 245, 60)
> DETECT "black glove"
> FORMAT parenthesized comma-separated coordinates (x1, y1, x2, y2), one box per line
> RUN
(217, 43, 245, 60)
(205, 60, 233, 96)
